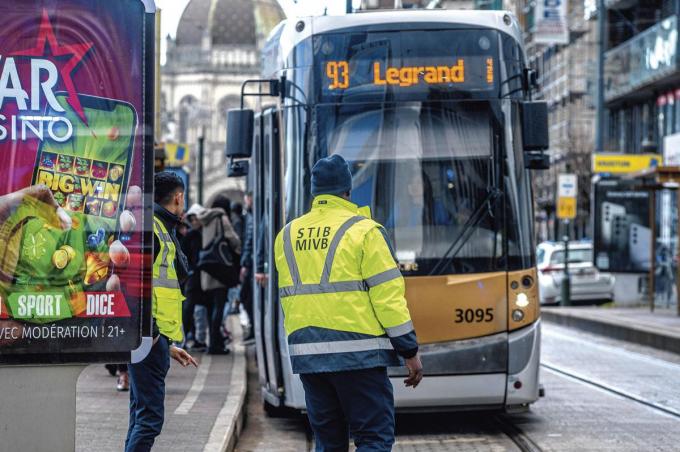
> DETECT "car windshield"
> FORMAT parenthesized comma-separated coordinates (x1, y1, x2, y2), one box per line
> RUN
(550, 248, 593, 265)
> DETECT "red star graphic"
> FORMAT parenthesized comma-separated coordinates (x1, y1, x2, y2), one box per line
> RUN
(10, 9, 93, 124)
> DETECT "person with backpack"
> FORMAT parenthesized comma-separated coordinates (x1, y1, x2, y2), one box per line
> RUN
(197, 195, 241, 355)
(180, 204, 209, 351)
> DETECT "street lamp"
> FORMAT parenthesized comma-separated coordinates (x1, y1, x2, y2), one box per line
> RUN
(187, 103, 212, 205)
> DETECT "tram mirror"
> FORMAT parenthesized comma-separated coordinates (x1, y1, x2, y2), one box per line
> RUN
(228, 160, 250, 177)
(226, 109, 254, 158)
(521, 101, 549, 151)
(523, 68, 539, 91)
(525, 152, 550, 170)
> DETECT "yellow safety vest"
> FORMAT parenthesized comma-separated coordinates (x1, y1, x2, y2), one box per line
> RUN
(274, 195, 417, 374)
(153, 216, 185, 342)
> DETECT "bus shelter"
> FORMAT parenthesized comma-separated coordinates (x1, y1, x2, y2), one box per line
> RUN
(626, 166, 680, 316)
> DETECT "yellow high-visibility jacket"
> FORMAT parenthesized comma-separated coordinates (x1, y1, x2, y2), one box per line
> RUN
(274, 195, 418, 374)
(153, 216, 185, 342)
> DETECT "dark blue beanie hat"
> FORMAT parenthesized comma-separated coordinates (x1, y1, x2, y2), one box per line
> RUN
(311, 154, 353, 196)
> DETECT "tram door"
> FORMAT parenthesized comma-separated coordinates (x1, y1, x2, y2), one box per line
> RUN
(253, 108, 285, 407)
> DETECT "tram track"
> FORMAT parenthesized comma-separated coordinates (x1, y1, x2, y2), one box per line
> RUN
(492, 415, 544, 452)
(542, 362, 680, 420)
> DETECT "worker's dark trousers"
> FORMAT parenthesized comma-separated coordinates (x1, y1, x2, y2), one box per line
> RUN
(125, 335, 170, 452)
(300, 367, 394, 452)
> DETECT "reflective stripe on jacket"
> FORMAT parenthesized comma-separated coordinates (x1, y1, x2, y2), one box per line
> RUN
(274, 195, 418, 374)
(153, 216, 185, 342)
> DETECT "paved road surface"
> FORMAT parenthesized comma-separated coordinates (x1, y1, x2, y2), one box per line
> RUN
(235, 322, 680, 451)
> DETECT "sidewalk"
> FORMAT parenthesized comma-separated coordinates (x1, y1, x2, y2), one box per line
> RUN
(75, 317, 246, 452)
(542, 306, 680, 354)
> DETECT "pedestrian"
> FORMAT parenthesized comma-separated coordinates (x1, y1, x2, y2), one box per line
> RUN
(180, 203, 209, 351)
(104, 363, 129, 391)
(227, 201, 245, 316)
(239, 192, 255, 343)
(197, 195, 242, 354)
(274, 154, 423, 451)
(125, 171, 198, 452)
(230, 201, 244, 243)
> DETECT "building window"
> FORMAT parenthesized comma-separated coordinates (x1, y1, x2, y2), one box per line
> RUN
(178, 95, 199, 144)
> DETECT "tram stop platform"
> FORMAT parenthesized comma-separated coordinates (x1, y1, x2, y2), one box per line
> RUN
(75, 317, 247, 452)
(542, 306, 680, 355)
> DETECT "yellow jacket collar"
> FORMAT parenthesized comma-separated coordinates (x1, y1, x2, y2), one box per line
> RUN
(312, 195, 372, 218)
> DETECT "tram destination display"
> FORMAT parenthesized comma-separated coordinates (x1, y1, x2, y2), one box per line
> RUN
(315, 30, 500, 102)
(0, 0, 154, 364)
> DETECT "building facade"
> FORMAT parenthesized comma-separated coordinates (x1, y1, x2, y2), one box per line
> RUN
(161, 0, 284, 204)
(602, 0, 680, 158)
(507, 0, 598, 241)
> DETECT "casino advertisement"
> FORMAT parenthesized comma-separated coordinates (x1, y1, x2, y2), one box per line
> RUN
(0, 1, 154, 363)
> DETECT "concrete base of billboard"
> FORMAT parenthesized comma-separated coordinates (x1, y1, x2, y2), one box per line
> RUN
(0, 365, 85, 452)
(612, 273, 648, 306)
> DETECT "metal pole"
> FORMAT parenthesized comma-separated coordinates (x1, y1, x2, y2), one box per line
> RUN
(676, 188, 680, 316)
(561, 227, 572, 306)
(650, 190, 657, 312)
(595, 0, 606, 151)
(346, 0, 352, 13)
(198, 126, 205, 205)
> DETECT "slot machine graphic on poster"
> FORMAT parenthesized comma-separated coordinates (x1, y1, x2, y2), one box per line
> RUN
(0, 0, 155, 364)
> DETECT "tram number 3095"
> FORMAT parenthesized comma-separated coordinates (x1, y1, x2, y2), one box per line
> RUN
(454, 308, 494, 323)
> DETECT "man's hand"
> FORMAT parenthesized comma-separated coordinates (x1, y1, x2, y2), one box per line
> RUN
(255, 272, 268, 287)
(404, 353, 423, 388)
(240, 266, 248, 283)
(170, 345, 198, 368)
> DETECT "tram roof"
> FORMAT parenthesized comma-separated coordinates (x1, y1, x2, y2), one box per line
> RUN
(265, 10, 524, 77)
(313, 10, 521, 42)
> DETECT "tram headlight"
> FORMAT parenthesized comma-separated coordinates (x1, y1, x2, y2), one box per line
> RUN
(512, 309, 525, 322)
(515, 292, 530, 308)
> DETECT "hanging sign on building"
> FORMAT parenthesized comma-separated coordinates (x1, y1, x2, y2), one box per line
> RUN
(165, 143, 191, 167)
(663, 133, 680, 166)
(534, 0, 570, 45)
(592, 153, 662, 174)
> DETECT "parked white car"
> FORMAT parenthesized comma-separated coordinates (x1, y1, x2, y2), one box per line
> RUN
(537, 241, 615, 305)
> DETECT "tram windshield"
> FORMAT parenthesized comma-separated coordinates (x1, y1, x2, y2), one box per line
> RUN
(315, 101, 505, 275)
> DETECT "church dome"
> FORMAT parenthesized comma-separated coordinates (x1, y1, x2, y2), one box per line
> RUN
(176, 0, 285, 48)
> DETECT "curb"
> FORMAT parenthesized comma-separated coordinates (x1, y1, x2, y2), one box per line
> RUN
(203, 316, 248, 452)
(542, 309, 680, 355)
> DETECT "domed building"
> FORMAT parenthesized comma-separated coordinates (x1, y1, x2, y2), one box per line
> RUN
(161, 0, 285, 203)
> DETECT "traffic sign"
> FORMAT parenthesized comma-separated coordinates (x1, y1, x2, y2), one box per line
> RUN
(557, 197, 577, 219)
(557, 174, 577, 220)
(558, 174, 578, 197)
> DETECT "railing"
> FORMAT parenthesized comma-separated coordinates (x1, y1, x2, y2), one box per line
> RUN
(165, 45, 260, 72)
(604, 15, 678, 102)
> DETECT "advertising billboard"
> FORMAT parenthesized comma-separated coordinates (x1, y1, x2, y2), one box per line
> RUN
(593, 180, 651, 273)
(0, 0, 155, 364)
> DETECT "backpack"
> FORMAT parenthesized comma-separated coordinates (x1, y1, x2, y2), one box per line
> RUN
(197, 216, 240, 288)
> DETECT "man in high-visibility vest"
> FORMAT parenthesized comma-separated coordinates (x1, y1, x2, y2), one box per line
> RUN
(126, 171, 198, 452)
(274, 155, 423, 451)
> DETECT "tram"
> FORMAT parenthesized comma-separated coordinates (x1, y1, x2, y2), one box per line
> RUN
(227, 9, 549, 413)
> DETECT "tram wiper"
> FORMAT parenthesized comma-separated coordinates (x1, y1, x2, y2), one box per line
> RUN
(428, 188, 502, 276)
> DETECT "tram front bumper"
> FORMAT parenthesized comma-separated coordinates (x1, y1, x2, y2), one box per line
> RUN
(390, 320, 541, 411)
